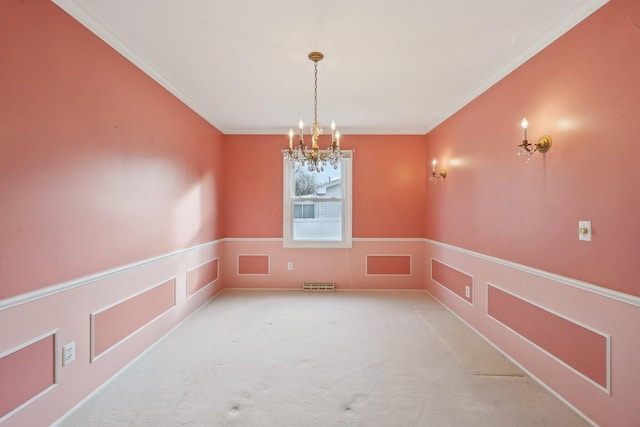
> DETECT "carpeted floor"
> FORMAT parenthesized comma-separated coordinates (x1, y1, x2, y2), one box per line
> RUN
(56, 290, 589, 426)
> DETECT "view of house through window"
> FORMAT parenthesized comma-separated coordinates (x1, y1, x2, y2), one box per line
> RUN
(283, 152, 352, 248)
(293, 165, 342, 240)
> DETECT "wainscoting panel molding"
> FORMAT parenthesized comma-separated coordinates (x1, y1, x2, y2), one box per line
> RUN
(0, 331, 57, 422)
(186, 258, 219, 298)
(425, 239, 638, 426)
(487, 284, 610, 393)
(237, 254, 270, 275)
(90, 278, 177, 360)
(365, 254, 412, 276)
(431, 258, 474, 304)
(223, 239, 425, 290)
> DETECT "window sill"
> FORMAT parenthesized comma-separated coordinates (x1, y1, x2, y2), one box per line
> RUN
(283, 239, 352, 249)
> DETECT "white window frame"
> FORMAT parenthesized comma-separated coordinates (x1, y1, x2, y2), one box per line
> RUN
(283, 151, 352, 249)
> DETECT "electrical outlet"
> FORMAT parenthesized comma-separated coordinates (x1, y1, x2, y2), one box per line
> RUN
(62, 341, 75, 366)
(287, 262, 293, 271)
(465, 285, 470, 298)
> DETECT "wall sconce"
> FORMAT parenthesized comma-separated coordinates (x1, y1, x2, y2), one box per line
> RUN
(431, 159, 447, 180)
(517, 118, 552, 162)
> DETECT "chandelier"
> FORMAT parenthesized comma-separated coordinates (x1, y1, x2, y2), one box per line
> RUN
(285, 52, 343, 172)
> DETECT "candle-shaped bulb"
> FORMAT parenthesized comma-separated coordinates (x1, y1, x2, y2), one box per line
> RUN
(521, 117, 528, 141)
(335, 131, 340, 147)
(299, 119, 304, 130)
(288, 128, 294, 149)
(432, 159, 437, 173)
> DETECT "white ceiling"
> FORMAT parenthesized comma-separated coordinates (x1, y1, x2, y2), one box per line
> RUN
(53, 0, 608, 135)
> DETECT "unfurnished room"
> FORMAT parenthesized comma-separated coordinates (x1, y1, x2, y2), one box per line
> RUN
(1, 1, 638, 426)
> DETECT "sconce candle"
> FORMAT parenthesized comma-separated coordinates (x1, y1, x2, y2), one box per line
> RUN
(521, 118, 528, 141)
(288, 128, 294, 149)
(432, 159, 436, 173)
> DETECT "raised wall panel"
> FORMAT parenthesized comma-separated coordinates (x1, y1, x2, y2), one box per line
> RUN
(186, 258, 219, 297)
(91, 278, 176, 359)
(431, 259, 473, 303)
(0, 332, 56, 421)
(237, 255, 270, 275)
(366, 255, 412, 276)
(488, 284, 609, 391)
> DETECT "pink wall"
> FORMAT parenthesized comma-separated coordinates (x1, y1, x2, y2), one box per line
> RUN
(223, 239, 426, 291)
(0, 1, 225, 425)
(424, 1, 640, 425)
(431, 259, 473, 304)
(187, 258, 220, 297)
(424, 0, 640, 298)
(223, 135, 284, 237)
(0, 334, 55, 421)
(91, 278, 176, 357)
(0, 242, 223, 427)
(0, 0, 225, 300)
(425, 243, 638, 427)
(222, 133, 428, 293)
(351, 135, 426, 238)
(487, 284, 608, 389)
(224, 134, 426, 238)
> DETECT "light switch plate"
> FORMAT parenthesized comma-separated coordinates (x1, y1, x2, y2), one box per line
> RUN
(578, 221, 592, 241)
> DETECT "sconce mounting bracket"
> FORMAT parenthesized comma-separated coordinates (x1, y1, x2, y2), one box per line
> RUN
(537, 135, 552, 153)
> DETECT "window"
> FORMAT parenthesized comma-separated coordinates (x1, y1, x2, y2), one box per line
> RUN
(294, 203, 316, 219)
(283, 151, 352, 248)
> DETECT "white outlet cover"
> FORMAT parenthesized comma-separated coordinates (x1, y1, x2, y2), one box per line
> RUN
(63, 341, 76, 366)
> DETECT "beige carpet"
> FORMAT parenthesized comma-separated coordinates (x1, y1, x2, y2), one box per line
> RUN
(56, 290, 588, 426)
(415, 309, 524, 377)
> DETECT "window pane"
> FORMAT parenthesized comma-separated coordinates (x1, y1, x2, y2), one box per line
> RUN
(294, 167, 317, 196)
(293, 201, 342, 241)
(294, 164, 342, 197)
(303, 204, 315, 218)
(294, 203, 316, 219)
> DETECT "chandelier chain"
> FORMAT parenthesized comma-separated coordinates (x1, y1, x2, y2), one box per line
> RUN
(313, 61, 318, 125)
